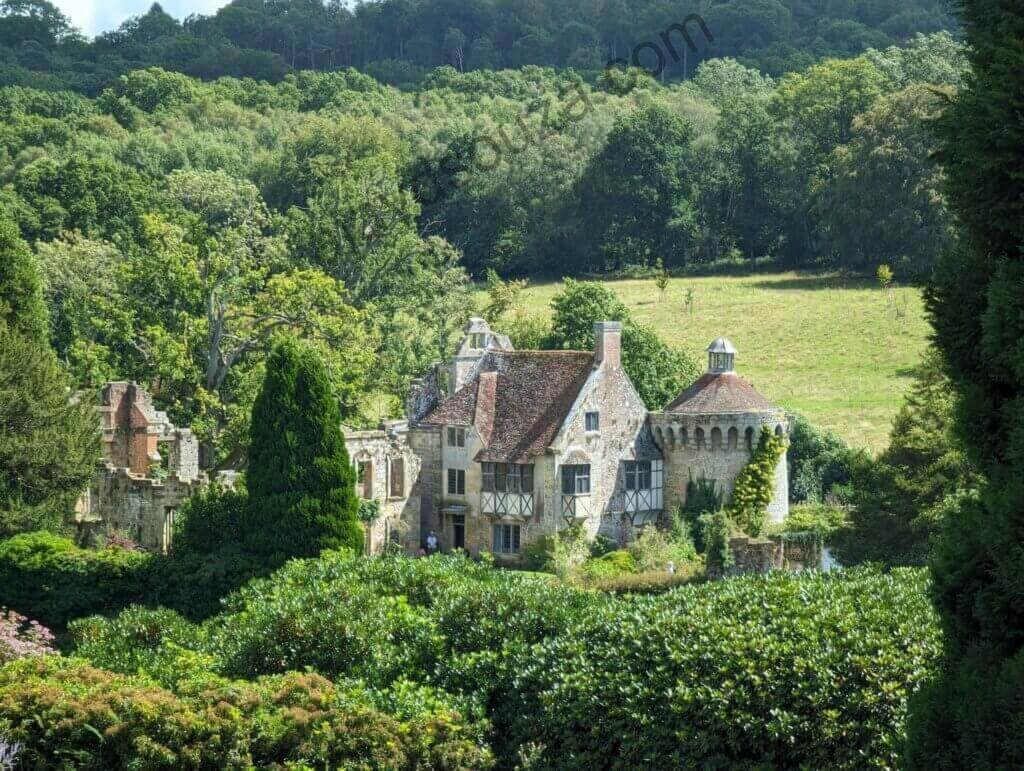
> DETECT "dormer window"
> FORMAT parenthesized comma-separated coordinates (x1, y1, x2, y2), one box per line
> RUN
(469, 332, 486, 349)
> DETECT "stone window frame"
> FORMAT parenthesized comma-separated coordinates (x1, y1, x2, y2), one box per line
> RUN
(388, 456, 405, 499)
(492, 522, 521, 554)
(447, 467, 466, 496)
(447, 426, 466, 448)
(356, 458, 373, 499)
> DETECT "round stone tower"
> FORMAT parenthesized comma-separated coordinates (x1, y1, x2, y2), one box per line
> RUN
(650, 338, 788, 524)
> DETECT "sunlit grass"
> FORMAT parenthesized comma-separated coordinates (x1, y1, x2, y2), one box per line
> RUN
(515, 272, 931, 453)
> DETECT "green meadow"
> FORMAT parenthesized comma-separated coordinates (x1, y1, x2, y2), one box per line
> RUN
(517, 273, 931, 452)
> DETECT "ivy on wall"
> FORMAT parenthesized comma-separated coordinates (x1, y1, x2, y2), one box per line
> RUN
(729, 427, 788, 537)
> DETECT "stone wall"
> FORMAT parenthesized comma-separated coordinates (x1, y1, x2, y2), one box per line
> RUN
(549, 357, 660, 546)
(344, 421, 422, 556)
(407, 426, 442, 552)
(715, 535, 777, 578)
(85, 467, 203, 552)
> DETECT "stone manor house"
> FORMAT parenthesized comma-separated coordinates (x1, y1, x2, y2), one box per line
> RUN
(80, 319, 789, 558)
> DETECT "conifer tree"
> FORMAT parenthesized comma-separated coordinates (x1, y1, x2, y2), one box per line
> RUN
(907, 0, 1024, 764)
(246, 338, 363, 557)
(0, 217, 98, 534)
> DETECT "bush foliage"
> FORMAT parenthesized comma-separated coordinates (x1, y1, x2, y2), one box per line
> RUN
(49, 553, 940, 769)
(0, 532, 277, 629)
(0, 656, 492, 769)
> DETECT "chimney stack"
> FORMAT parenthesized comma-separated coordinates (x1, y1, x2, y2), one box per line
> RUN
(594, 321, 622, 369)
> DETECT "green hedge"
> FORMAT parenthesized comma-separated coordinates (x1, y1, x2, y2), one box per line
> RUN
(0, 532, 278, 629)
(499, 567, 939, 769)
(64, 554, 940, 768)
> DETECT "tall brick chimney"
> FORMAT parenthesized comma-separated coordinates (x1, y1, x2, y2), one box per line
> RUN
(594, 321, 622, 369)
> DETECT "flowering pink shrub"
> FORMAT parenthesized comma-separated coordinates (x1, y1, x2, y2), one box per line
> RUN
(0, 609, 55, 664)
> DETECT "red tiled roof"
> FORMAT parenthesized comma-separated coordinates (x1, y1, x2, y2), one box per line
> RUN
(664, 372, 774, 414)
(420, 351, 595, 462)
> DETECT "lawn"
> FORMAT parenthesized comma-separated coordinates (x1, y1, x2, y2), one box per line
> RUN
(516, 272, 931, 452)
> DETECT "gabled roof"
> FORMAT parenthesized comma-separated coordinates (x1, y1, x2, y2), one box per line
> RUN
(419, 350, 595, 463)
(664, 372, 774, 414)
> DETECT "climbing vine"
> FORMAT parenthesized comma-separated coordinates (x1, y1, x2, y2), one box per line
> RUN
(358, 499, 381, 523)
(729, 427, 788, 537)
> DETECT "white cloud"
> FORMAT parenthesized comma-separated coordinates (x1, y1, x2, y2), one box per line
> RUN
(54, 0, 231, 37)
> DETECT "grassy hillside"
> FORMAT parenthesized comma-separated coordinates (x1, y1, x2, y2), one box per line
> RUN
(517, 272, 930, 452)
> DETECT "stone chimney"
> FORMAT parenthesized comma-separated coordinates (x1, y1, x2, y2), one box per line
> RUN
(594, 321, 622, 369)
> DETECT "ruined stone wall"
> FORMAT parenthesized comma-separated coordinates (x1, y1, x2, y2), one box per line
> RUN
(345, 423, 421, 556)
(80, 382, 228, 553)
(89, 466, 203, 552)
(706, 535, 778, 579)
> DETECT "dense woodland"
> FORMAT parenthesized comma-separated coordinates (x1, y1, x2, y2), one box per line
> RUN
(1, 0, 956, 90)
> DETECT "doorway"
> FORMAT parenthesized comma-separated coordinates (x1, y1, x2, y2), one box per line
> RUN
(451, 514, 466, 550)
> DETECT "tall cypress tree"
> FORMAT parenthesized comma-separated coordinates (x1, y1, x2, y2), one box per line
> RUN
(246, 338, 363, 557)
(0, 217, 98, 534)
(907, 0, 1024, 765)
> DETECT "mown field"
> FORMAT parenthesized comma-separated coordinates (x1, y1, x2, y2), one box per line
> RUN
(518, 272, 931, 452)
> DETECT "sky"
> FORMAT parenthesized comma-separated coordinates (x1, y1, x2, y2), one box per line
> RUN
(53, 1, 230, 38)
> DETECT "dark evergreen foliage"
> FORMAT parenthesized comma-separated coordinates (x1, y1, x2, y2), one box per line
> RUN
(0, 215, 47, 342)
(907, 0, 1024, 765)
(246, 338, 364, 558)
(836, 349, 977, 567)
(0, 218, 98, 535)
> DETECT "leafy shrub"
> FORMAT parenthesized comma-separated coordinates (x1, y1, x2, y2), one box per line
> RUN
(588, 534, 618, 558)
(0, 532, 279, 629)
(66, 555, 940, 769)
(769, 503, 849, 539)
(787, 414, 859, 504)
(171, 485, 248, 556)
(588, 567, 703, 595)
(206, 556, 443, 684)
(627, 525, 697, 572)
(0, 532, 153, 629)
(0, 656, 492, 769)
(703, 511, 733, 576)
(575, 549, 637, 581)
